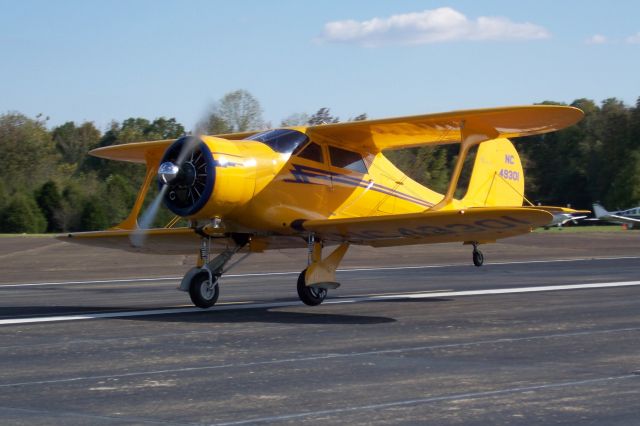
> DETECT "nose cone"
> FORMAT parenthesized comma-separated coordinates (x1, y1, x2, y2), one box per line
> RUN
(158, 162, 180, 184)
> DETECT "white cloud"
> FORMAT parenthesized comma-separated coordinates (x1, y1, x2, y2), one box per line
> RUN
(585, 34, 607, 45)
(626, 32, 640, 44)
(319, 7, 551, 47)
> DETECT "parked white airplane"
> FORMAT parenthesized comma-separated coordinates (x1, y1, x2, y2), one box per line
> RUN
(547, 212, 588, 228)
(592, 203, 640, 228)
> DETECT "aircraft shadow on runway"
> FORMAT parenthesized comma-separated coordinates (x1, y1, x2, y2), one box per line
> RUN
(132, 308, 399, 325)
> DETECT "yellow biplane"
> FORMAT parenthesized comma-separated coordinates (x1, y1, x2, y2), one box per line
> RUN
(60, 105, 584, 308)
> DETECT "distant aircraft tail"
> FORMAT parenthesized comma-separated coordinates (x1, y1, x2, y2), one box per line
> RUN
(592, 203, 609, 218)
(462, 138, 525, 207)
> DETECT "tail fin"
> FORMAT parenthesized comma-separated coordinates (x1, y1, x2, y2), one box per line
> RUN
(592, 203, 609, 218)
(462, 138, 524, 207)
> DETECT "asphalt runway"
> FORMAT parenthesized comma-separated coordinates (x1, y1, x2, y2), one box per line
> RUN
(0, 233, 639, 425)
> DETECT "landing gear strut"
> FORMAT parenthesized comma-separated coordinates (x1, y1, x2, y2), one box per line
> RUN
(296, 236, 349, 306)
(472, 242, 484, 267)
(297, 268, 328, 306)
(180, 234, 249, 308)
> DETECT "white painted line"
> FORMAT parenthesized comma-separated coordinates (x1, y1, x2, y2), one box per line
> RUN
(372, 280, 640, 300)
(1, 255, 638, 289)
(0, 277, 182, 288)
(1, 280, 640, 326)
(339, 255, 640, 273)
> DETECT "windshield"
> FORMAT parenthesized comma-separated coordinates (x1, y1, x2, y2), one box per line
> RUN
(246, 129, 309, 154)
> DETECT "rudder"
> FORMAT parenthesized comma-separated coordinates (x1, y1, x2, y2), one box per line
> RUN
(461, 138, 524, 207)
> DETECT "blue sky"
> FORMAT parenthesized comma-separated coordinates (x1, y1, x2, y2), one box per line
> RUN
(1, 1, 639, 131)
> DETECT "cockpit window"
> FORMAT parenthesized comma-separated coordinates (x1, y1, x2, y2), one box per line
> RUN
(246, 129, 309, 154)
(296, 142, 324, 163)
(328, 146, 368, 173)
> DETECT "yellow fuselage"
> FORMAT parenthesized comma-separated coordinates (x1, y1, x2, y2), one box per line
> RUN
(196, 133, 446, 235)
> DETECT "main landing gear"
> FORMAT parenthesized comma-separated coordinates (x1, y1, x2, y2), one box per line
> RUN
(188, 270, 220, 308)
(471, 242, 484, 267)
(180, 233, 349, 308)
(297, 268, 327, 306)
(180, 234, 249, 308)
(296, 237, 349, 306)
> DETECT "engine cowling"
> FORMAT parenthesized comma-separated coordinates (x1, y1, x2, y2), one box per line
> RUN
(158, 135, 283, 220)
(159, 136, 216, 217)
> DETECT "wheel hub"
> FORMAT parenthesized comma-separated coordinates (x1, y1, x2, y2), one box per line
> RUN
(200, 280, 216, 300)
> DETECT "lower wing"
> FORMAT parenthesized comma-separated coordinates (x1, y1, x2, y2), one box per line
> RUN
(57, 228, 306, 254)
(58, 207, 553, 253)
(298, 207, 552, 247)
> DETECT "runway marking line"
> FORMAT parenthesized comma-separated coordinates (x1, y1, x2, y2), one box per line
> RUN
(1, 280, 640, 326)
(1, 255, 638, 289)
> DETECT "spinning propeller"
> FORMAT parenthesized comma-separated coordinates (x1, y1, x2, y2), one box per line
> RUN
(130, 136, 215, 247)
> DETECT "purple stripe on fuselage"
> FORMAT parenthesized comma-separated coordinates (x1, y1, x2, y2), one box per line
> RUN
(286, 164, 434, 208)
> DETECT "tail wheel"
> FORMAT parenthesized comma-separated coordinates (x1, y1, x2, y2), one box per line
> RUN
(473, 249, 484, 267)
(297, 268, 327, 306)
(189, 271, 220, 308)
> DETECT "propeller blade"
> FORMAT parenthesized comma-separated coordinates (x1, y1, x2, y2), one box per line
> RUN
(175, 136, 199, 167)
(130, 136, 202, 247)
(130, 185, 169, 248)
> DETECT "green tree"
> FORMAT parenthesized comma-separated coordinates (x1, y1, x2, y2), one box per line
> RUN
(145, 117, 185, 140)
(80, 197, 109, 231)
(60, 181, 87, 231)
(597, 98, 632, 207)
(384, 146, 451, 194)
(308, 108, 339, 125)
(217, 89, 264, 132)
(197, 90, 265, 134)
(197, 111, 232, 135)
(0, 112, 58, 192)
(35, 181, 63, 232)
(0, 181, 7, 212)
(100, 174, 137, 227)
(280, 113, 310, 127)
(0, 194, 47, 233)
(52, 121, 101, 164)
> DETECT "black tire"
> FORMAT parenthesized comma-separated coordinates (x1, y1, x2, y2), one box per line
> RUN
(472, 250, 484, 267)
(189, 271, 220, 308)
(297, 268, 327, 306)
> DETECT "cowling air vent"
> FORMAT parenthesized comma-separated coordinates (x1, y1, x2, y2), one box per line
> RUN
(158, 136, 215, 217)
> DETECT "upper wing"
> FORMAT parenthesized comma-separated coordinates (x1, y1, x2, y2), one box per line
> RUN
(305, 105, 583, 152)
(87, 131, 263, 164)
(298, 207, 552, 247)
(88, 106, 583, 163)
(89, 139, 175, 164)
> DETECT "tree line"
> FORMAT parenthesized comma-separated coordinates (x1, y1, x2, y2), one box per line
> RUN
(0, 90, 638, 233)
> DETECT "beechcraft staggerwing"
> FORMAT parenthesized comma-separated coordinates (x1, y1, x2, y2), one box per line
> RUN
(60, 105, 585, 308)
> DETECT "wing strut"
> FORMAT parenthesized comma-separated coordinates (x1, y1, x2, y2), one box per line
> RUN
(111, 164, 157, 230)
(430, 120, 497, 211)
